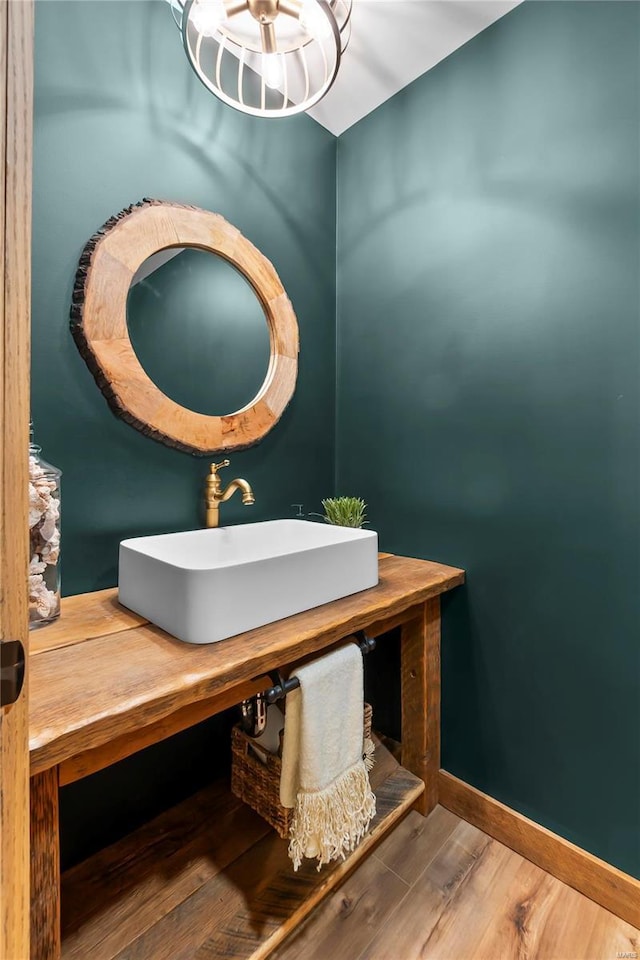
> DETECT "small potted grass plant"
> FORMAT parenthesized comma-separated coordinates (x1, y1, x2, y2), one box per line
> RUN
(320, 496, 368, 529)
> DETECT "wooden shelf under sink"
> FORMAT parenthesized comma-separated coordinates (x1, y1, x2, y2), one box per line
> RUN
(60, 738, 423, 960)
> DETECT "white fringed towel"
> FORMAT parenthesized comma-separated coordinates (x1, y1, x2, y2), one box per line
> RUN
(279, 643, 376, 871)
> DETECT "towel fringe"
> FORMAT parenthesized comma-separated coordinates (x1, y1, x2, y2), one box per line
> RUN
(363, 737, 376, 772)
(288, 759, 376, 871)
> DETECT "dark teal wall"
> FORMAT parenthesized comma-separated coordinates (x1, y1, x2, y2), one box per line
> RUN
(32, 0, 336, 597)
(337, 1, 640, 877)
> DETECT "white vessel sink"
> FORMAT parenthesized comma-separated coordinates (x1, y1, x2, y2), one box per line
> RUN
(118, 519, 379, 645)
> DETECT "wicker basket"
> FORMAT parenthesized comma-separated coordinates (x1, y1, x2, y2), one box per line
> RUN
(231, 703, 373, 839)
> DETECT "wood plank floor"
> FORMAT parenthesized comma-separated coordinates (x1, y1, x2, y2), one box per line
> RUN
(272, 807, 640, 960)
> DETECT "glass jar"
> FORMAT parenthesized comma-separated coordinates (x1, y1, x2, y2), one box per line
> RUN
(28, 426, 61, 627)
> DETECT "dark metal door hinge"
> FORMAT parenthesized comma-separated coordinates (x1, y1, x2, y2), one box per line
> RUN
(1, 640, 26, 707)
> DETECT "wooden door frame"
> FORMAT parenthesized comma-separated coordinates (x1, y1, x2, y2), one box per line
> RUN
(1, 1, 34, 958)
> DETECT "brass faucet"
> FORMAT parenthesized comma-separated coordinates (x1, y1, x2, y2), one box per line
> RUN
(204, 460, 255, 529)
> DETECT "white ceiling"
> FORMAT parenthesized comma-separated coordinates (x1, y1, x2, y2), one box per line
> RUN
(307, 0, 522, 136)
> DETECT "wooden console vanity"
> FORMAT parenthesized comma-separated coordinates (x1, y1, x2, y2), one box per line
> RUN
(28, 554, 464, 960)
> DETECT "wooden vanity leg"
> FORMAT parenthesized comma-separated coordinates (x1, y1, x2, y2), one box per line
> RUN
(30, 767, 61, 960)
(401, 597, 441, 816)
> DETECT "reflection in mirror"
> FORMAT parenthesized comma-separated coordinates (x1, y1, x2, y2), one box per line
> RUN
(127, 248, 271, 417)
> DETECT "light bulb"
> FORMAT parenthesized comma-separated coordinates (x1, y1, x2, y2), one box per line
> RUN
(191, 0, 226, 38)
(262, 52, 283, 90)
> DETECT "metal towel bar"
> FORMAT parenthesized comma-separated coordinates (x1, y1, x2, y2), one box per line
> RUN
(239, 631, 376, 737)
(263, 631, 376, 704)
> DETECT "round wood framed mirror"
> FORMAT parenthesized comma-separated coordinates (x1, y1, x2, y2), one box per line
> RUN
(70, 199, 299, 455)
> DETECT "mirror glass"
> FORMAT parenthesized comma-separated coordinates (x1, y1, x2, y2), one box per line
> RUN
(126, 247, 271, 416)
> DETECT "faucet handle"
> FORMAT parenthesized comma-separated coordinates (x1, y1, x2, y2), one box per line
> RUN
(210, 459, 230, 474)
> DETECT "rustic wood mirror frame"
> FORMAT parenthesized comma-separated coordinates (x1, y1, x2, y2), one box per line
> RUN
(70, 199, 299, 455)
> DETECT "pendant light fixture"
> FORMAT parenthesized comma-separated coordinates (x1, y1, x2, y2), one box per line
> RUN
(167, 0, 352, 118)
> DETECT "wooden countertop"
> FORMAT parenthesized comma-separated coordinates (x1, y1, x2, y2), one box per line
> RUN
(29, 554, 464, 776)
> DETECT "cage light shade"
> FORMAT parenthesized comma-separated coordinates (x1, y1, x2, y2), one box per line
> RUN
(179, 0, 344, 118)
(329, 0, 352, 51)
(169, 0, 352, 43)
